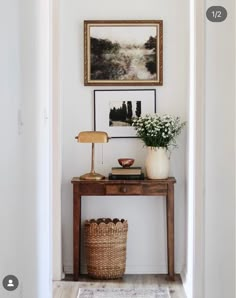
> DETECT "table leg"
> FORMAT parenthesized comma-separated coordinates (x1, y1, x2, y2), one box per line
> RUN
(166, 183, 175, 280)
(73, 192, 81, 281)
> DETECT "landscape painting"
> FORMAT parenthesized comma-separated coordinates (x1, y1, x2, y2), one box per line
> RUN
(94, 89, 156, 138)
(84, 21, 163, 86)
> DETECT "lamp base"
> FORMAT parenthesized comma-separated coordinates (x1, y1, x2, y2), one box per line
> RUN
(79, 172, 105, 180)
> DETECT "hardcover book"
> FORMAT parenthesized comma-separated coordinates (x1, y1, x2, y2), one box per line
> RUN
(111, 167, 142, 175)
(108, 173, 145, 180)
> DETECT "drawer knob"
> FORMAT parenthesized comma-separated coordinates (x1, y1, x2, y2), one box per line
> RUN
(120, 186, 127, 193)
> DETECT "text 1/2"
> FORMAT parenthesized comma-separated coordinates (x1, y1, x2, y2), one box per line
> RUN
(206, 6, 227, 22)
(211, 10, 221, 19)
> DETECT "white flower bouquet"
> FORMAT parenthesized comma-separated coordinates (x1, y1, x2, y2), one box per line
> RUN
(132, 114, 186, 149)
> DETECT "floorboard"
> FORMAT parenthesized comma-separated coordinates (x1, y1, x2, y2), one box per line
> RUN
(53, 275, 186, 298)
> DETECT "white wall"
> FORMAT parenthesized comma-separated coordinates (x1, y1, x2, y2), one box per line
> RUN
(204, 0, 235, 297)
(18, 0, 51, 296)
(0, 1, 23, 297)
(60, 0, 189, 274)
(0, 1, 51, 297)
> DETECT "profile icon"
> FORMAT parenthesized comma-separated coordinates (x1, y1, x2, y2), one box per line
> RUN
(7, 279, 14, 287)
(2, 275, 19, 291)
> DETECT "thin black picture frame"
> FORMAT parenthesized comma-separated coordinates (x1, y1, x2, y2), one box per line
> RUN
(94, 89, 156, 138)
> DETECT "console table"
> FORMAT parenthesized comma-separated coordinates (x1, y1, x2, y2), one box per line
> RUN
(71, 177, 176, 281)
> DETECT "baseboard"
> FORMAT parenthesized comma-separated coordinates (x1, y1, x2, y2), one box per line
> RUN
(63, 264, 73, 274)
(63, 263, 184, 275)
(180, 266, 191, 298)
(61, 271, 65, 280)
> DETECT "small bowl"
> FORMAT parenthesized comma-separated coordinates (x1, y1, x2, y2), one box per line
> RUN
(118, 158, 135, 168)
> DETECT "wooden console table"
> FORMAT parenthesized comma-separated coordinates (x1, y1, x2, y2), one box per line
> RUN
(71, 177, 176, 281)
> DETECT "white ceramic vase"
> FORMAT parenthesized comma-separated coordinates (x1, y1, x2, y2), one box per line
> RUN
(145, 147, 170, 179)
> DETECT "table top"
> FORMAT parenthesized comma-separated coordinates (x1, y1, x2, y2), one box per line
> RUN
(71, 177, 176, 184)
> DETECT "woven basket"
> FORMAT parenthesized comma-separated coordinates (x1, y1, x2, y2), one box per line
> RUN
(84, 218, 128, 279)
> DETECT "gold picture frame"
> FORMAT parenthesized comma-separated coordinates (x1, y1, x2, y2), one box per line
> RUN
(84, 20, 163, 86)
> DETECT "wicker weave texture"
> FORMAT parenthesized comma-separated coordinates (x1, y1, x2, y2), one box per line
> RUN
(84, 218, 128, 279)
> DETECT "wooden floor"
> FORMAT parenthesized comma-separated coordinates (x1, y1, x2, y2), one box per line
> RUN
(53, 275, 186, 298)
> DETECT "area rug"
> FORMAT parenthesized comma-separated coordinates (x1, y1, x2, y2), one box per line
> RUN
(78, 288, 171, 298)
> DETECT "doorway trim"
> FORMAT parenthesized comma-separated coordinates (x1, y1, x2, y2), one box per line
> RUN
(180, 0, 205, 297)
(52, 0, 63, 280)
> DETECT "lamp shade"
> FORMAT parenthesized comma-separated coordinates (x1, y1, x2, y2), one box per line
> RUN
(76, 131, 109, 143)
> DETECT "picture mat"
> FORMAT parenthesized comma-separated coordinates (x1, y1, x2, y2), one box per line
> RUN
(94, 89, 156, 138)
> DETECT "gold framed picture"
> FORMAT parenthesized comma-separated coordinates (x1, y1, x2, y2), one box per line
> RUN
(84, 20, 163, 86)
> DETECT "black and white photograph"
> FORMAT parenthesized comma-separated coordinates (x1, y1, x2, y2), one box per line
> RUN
(94, 89, 156, 138)
(109, 100, 141, 127)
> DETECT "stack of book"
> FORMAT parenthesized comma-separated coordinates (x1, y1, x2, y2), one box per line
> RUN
(109, 166, 144, 180)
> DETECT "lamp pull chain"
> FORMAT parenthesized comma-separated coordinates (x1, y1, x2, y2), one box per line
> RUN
(102, 144, 104, 165)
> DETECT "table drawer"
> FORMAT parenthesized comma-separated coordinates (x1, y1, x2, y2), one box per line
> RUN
(106, 184, 142, 195)
(78, 183, 105, 195)
(142, 183, 168, 194)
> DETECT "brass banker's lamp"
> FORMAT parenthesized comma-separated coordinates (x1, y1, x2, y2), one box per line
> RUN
(75, 131, 109, 180)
